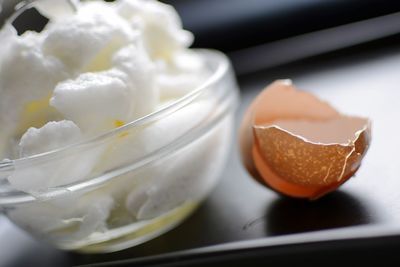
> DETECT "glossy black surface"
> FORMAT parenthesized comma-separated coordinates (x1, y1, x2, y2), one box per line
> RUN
(2, 35, 400, 266)
(168, 0, 400, 52)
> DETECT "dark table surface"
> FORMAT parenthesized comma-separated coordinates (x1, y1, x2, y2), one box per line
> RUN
(2, 33, 400, 267)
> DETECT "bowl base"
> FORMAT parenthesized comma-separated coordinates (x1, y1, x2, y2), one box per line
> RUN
(58, 201, 199, 253)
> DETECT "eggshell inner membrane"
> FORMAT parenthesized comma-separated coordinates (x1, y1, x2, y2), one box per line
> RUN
(240, 80, 340, 178)
(271, 116, 368, 145)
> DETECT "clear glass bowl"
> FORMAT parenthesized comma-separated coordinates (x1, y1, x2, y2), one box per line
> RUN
(0, 50, 239, 253)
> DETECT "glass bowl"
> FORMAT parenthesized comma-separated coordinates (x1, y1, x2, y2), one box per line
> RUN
(0, 49, 239, 253)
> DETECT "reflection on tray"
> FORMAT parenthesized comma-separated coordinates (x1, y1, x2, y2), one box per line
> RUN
(266, 191, 372, 235)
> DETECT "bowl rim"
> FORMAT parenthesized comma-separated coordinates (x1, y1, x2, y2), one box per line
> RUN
(0, 49, 230, 170)
(0, 49, 238, 205)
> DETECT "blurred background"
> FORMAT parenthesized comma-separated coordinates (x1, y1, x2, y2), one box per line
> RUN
(2, 0, 400, 76)
(163, 0, 400, 75)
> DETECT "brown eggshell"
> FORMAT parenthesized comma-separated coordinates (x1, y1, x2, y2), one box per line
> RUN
(239, 80, 371, 199)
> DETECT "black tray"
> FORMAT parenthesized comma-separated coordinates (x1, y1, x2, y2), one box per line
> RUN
(71, 35, 400, 265)
(3, 35, 400, 267)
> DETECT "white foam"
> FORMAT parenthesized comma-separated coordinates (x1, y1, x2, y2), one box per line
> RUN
(8, 121, 104, 192)
(19, 120, 82, 157)
(8, 192, 114, 242)
(33, 0, 78, 22)
(0, 25, 68, 159)
(112, 44, 158, 119)
(115, 0, 193, 60)
(0, 0, 214, 245)
(50, 71, 134, 133)
(42, 1, 135, 72)
(133, 116, 232, 220)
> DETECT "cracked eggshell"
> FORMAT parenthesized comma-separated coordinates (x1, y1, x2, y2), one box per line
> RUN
(239, 80, 371, 199)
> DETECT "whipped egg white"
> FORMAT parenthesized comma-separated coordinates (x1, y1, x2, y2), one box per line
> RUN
(0, 0, 227, 248)
(0, 0, 206, 161)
